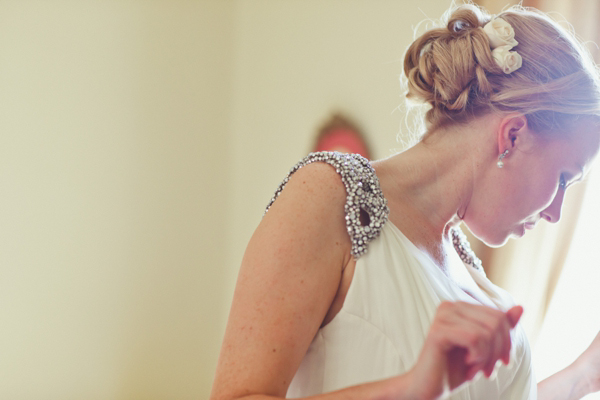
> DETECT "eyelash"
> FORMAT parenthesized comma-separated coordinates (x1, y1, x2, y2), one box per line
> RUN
(559, 174, 567, 190)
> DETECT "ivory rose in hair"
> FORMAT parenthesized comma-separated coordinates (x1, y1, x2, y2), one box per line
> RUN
(492, 45, 523, 74)
(483, 17, 518, 48)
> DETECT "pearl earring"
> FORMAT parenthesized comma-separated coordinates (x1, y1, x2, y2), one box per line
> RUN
(497, 150, 509, 168)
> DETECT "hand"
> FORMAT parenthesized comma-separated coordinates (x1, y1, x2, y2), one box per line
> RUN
(405, 301, 523, 400)
(575, 331, 600, 394)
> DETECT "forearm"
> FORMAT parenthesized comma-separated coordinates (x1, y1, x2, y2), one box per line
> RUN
(537, 358, 591, 400)
(214, 372, 425, 400)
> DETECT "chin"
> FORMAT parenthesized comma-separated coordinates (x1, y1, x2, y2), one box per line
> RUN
(462, 224, 510, 248)
(483, 236, 510, 248)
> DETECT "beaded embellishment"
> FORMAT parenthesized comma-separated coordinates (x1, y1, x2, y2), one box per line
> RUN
(264, 151, 485, 274)
(451, 228, 485, 276)
(264, 151, 390, 259)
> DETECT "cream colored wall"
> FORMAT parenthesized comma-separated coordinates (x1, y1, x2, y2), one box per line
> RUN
(228, 0, 455, 286)
(0, 1, 233, 399)
(0, 1, 459, 399)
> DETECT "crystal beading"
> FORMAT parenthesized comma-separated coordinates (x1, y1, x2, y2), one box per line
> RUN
(264, 151, 485, 274)
(451, 228, 485, 275)
(264, 151, 389, 259)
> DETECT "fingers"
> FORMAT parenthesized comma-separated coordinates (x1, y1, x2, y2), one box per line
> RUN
(411, 302, 524, 399)
(428, 324, 487, 390)
(506, 305, 524, 328)
(431, 301, 523, 380)
(441, 322, 492, 366)
(454, 305, 512, 369)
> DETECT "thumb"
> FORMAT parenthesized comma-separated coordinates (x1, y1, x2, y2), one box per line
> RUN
(506, 305, 524, 328)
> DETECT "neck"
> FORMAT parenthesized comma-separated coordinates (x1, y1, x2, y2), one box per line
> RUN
(372, 122, 491, 246)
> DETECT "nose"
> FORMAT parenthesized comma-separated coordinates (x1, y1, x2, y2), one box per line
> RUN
(541, 190, 566, 223)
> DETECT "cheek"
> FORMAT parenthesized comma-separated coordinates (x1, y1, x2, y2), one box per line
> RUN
(531, 178, 559, 211)
(510, 173, 557, 214)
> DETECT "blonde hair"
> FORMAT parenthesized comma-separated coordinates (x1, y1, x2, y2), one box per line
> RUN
(402, 1, 600, 138)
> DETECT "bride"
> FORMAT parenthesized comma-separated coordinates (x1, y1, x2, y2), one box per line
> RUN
(211, 3, 600, 399)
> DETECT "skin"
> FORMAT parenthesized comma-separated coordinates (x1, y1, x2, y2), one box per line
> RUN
(210, 112, 600, 400)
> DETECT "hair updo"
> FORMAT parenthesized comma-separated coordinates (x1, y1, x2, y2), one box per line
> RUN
(403, 2, 600, 136)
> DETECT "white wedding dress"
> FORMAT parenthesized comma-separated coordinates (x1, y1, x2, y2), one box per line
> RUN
(267, 152, 537, 400)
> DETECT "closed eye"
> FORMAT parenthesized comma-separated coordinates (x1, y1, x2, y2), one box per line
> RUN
(559, 174, 567, 190)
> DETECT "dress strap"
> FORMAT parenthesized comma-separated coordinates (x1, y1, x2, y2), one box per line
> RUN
(265, 151, 389, 259)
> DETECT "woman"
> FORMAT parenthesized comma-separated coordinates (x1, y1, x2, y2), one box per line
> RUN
(211, 3, 600, 399)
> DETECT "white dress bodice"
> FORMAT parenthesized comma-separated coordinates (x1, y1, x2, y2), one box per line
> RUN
(266, 151, 537, 399)
(286, 221, 537, 399)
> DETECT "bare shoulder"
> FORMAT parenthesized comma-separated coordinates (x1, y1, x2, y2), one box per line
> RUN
(210, 160, 352, 399)
(263, 161, 350, 237)
(252, 160, 353, 285)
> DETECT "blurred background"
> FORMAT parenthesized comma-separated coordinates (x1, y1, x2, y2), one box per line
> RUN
(1, 0, 600, 399)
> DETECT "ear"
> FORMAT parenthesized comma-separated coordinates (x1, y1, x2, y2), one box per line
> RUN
(496, 114, 529, 157)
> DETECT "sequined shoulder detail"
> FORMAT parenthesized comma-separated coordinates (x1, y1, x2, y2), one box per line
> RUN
(451, 228, 486, 276)
(264, 151, 390, 259)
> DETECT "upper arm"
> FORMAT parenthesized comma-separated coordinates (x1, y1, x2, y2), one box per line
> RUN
(211, 162, 352, 400)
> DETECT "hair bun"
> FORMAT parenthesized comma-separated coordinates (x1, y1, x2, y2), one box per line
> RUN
(403, 5, 496, 123)
(402, 3, 600, 137)
(451, 19, 471, 33)
(447, 7, 483, 35)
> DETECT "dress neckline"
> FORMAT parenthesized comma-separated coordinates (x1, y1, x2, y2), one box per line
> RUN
(384, 219, 499, 309)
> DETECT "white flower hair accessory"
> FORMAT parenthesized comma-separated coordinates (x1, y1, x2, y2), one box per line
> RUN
(492, 45, 523, 74)
(483, 17, 522, 74)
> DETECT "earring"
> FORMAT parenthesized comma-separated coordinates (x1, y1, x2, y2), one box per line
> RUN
(497, 150, 509, 168)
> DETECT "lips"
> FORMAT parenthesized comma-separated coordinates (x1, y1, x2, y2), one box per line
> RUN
(524, 222, 536, 230)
